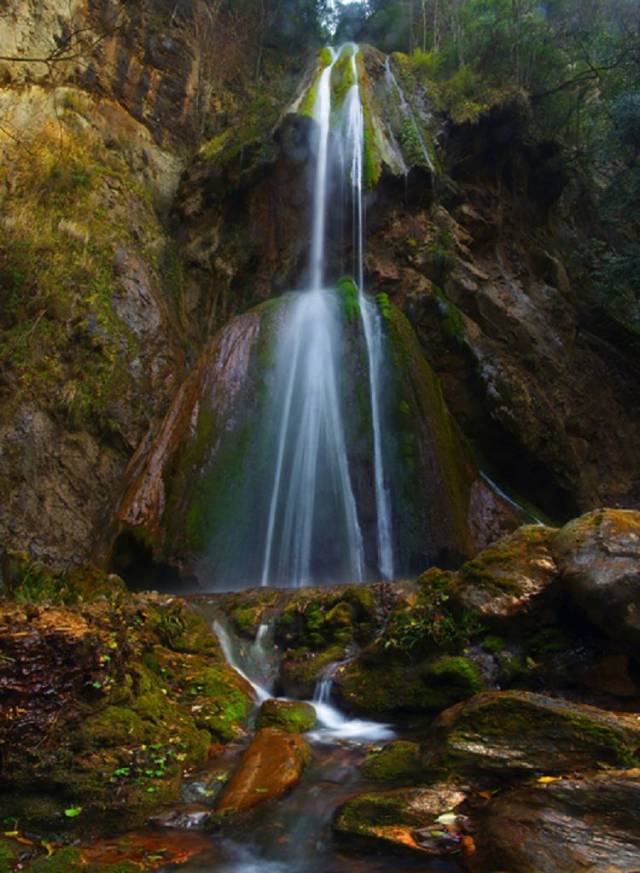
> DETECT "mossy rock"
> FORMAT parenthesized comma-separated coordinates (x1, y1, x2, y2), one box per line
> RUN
(336, 647, 483, 716)
(361, 741, 422, 784)
(280, 644, 347, 699)
(425, 690, 640, 781)
(334, 784, 467, 855)
(256, 699, 317, 734)
(275, 585, 378, 654)
(453, 525, 560, 630)
(420, 655, 483, 710)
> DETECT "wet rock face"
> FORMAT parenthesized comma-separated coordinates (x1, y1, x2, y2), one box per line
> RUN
(216, 727, 310, 815)
(424, 690, 640, 780)
(553, 509, 640, 647)
(475, 770, 640, 873)
(367, 130, 640, 516)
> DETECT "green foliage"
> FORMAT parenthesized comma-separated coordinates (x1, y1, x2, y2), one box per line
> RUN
(0, 126, 162, 434)
(383, 572, 483, 657)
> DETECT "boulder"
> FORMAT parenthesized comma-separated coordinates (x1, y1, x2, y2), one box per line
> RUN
(475, 770, 640, 873)
(334, 785, 471, 857)
(453, 525, 559, 630)
(256, 699, 316, 734)
(424, 690, 640, 780)
(553, 509, 640, 647)
(216, 728, 310, 815)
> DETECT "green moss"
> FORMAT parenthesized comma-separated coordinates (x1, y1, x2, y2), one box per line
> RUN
(337, 276, 361, 322)
(180, 663, 252, 741)
(385, 305, 475, 561)
(3, 551, 127, 606)
(435, 288, 466, 343)
(421, 655, 482, 709)
(482, 635, 507, 654)
(361, 741, 422, 784)
(376, 292, 391, 321)
(256, 699, 317, 734)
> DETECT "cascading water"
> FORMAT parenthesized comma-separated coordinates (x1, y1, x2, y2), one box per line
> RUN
(384, 56, 435, 172)
(341, 44, 395, 580)
(260, 43, 396, 587)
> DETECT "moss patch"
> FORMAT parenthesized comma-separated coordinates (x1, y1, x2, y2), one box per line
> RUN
(256, 699, 317, 734)
(361, 741, 422, 784)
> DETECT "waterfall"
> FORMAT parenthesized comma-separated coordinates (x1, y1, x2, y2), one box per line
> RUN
(384, 56, 435, 172)
(342, 45, 395, 580)
(257, 43, 399, 587)
(260, 46, 365, 588)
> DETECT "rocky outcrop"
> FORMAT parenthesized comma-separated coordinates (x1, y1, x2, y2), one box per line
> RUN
(366, 102, 640, 517)
(0, 556, 253, 830)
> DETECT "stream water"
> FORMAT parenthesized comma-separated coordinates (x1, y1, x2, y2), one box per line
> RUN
(165, 614, 459, 873)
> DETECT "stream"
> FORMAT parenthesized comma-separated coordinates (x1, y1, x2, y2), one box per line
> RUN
(159, 612, 461, 873)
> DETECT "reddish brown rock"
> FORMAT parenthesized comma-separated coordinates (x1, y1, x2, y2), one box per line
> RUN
(216, 728, 310, 815)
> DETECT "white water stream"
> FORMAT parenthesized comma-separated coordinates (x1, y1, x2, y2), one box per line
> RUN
(342, 45, 395, 580)
(214, 618, 393, 743)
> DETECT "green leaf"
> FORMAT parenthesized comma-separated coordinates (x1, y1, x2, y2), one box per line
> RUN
(64, 806, 82, 818)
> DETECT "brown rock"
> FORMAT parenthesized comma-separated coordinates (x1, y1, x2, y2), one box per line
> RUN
(424, 690, 640, 781)
(216, 728, 310, 815)
(453, 525, 559, 629)
(553, 509, 640, 647)
(475, 770, 640, 873)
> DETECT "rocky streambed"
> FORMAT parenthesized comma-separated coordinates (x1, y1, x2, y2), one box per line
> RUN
(1, 508, 640, 872)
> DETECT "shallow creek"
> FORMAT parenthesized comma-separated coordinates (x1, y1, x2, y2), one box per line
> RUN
(147, 605, 463, 873)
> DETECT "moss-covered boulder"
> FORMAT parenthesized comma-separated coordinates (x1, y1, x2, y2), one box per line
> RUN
(476, 769, 640, 873)
(0, 563, 253, 830)
(424, 691, 640, 781)
(276, 585, 380, 697)
(336, 651, 484, 716)
(552, 509, 640, 647)
(256, 699, 317, 734)
(452, 525, 560, 630)
(216, 728, 310, 816)
(361, 741, 422, 784)
(333, 785, 470, 857)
